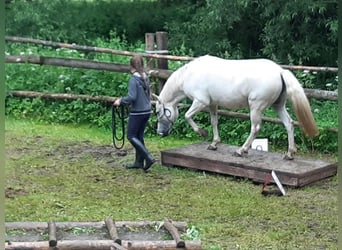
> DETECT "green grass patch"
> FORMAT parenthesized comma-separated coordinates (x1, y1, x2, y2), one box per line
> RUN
(5, 117, 337, 249)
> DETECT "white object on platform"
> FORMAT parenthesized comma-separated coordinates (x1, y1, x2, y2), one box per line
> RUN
(251, 138, 268, 152)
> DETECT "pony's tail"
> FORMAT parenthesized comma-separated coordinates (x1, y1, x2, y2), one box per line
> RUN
(281, 69, 319, 137)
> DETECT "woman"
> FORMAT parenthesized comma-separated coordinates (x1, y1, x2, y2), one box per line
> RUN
(113, 54, 156, 171)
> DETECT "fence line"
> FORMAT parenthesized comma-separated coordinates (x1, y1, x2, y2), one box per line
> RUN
(6, 54, 338, 101)
(5, 35, 338, 132)
(5, 36, 338, 73)
(9, 90, 337, 133)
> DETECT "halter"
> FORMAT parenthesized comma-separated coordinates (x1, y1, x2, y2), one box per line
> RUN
(157, 104, 173, 125)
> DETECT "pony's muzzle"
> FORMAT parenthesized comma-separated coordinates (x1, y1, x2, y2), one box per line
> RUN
(157, 123, 171, 137)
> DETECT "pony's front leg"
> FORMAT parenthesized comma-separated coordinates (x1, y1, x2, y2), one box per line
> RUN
(207, 104, 220, 150)
(184, 100, 208, 138)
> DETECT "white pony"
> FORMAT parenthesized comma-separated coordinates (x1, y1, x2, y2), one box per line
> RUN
(153, 55, 318, 160)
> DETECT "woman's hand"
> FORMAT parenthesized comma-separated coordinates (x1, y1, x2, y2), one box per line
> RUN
(113, 98, 121, 106)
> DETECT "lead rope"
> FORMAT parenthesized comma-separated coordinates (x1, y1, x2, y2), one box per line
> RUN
(112, 105, 127, 150)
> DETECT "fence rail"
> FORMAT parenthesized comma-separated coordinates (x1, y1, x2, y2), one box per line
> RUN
(5, 36, 338, 72)
(6, 54, 338, 101)
(9, 90, 338, 133)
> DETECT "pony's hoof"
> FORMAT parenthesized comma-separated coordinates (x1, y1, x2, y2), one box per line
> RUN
(207, 145, 217, 150)
(233, 151, 248, 157)
(283, 155, 294, 160)
(233, 151, 243, 157)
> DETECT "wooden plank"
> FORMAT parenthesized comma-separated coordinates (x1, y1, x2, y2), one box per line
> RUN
(5, 240, 202, 250)
(105, 217, 121, 245)
(163, 218, 185, 248)
(5, 240, 116, 250)
(161, 142, 337, 187)
(5, 221, 187, 231)
(48, 221, 57, 247)
(121, 240, 202, 250)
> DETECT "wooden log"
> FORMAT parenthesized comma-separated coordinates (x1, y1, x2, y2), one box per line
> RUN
(6, 54, 338, 100)
(48, 221, 57, 247)
(5, 240, 202, 250)
(110, 242, 126, 250)
(6, 55, 130, 73)
(5, 36, 194, 62)
(5, 240, 116, 250)
(5, 221, 188, 231)
(163, 218, 185, 248)
(7, 90, 338, 133)
(145, 33, 156, 68)
(9, 90, 116, 104)
(304, 88, 337, 101)
(6, 55, 173, 80)
(115, 221, 187, 232)
(5, 221, 48, 230)
(122, 240, 202, 250)
(105, 217, 121, 245)
(5, 36, 339, 73)
(280, 64, 338, 73)
(155, 31, 169, 92)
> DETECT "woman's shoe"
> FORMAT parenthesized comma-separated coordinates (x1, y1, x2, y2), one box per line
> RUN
(125, 163, 142, 169)
(142, 158, 156, 172)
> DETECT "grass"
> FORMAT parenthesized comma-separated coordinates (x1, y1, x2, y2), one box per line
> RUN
(5, 117, 338, 249)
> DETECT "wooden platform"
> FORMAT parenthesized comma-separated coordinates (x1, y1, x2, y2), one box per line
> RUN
(161, 142, 337, 187)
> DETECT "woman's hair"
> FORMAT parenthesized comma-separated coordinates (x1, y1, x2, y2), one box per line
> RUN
(130, 54, 145, 75)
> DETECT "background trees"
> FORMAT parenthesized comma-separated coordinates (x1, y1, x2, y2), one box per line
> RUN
(5, 0, 337, 66)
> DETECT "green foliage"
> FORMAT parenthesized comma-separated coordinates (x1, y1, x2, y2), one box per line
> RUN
(260, 0, 337, 65)
(165, 0, 337, 65)
(5, 0, 337, 66)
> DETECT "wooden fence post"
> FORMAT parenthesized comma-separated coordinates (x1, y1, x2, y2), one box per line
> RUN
(145, 33, 156, 69)
(145, 33, 157, 94)
(156, 31, 169, 92)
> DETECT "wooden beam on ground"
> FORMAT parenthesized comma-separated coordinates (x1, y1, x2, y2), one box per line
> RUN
(121, 240, 202, 250)
(105, 217, 121, 245)
(163, 218, 185, 248)
(5, 240, 118, 250)
(48, 221, 57, 247)
(5, 240, 202, 250)
(5, 221, 188, 231)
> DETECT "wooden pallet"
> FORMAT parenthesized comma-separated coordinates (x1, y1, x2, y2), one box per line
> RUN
(5, 218, 202, 250)
(161, 142, 337, 187)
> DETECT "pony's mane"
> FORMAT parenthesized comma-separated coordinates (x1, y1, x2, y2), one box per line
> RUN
(159, 63, 189, 103)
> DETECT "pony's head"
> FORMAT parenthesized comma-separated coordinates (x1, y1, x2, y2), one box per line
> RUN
(153, 94, 179, 137)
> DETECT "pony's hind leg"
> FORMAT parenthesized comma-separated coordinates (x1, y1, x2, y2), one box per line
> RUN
(273, 105, 297, 160)
(207, 104, 221, 150)
(234, 107, 263, 157)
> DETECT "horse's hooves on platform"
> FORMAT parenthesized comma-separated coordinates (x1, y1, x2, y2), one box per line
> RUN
(283, 155, 294, 160)
(233, 151, 248, 157)
(232, 151, 243, 157)
(207, 145, 217, 151)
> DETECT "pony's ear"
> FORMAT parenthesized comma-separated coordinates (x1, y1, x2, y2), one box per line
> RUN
(151, 93, 161, 102)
